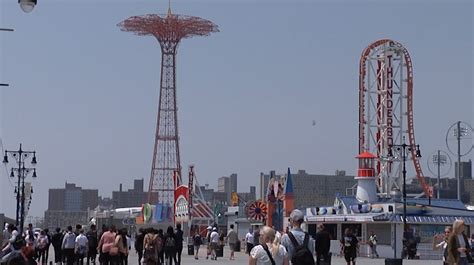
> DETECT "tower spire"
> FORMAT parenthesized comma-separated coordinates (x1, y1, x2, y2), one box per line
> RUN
(167, 0, 172, 17)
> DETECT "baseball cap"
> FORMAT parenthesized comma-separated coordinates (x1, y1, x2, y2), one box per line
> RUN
(290, 209, 304, 222)
(212, 227, 217, 231)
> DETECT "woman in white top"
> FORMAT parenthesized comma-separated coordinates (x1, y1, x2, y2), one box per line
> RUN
(249, 226, 289, 265)
(246, 228, 255, 255)
(433, 226, 452, 264)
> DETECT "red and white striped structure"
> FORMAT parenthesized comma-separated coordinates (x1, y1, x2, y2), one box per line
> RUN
(359, 39, 430, 197)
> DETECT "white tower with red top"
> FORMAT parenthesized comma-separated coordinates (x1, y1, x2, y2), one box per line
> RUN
(355, 152, 378, 203)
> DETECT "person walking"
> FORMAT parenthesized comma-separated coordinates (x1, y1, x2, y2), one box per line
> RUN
(447, 219, 472, 265)
(249, 226, 289, 265)
(433, 226, 452, 265)
(36, 230, 49, 264)
(340, 228, 358, 265)
(125, 231, 131, 265)
(164, 226, 177, 265)
(75, 229, 89, 265)
(97, 225, 117, 265)
(246, 228, 255, 256)
(315, 224, 331, 265)
(1, 223, 10, 248)
(280, 209, 315, 265)
(192, 231, 202, 260)
(51, 227, 63, 265)
(0, 224, 20, 264)
(174, 224, 183, 265)
(227, 224, 238, 260)
(368, 231, 379, 258)
(205, 226, 212, 260)
(134, 228, 145, 265)
(86, 224, 98, 265)
(43, 228, 52, 264)
(114, 228, 128, 265)
(143, 228, 160, 265)
(209, 227, 220, 261)
(157, 229, 165, 265)
(62, 226, 77, 265)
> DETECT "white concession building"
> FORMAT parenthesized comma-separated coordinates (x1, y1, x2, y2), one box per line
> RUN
(302, 152, 474, 259)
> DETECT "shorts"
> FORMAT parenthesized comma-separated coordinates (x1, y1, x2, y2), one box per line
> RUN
(344, 251, 356, 263)
(210, 242, 218, 250)
(229, 243, 236, 251)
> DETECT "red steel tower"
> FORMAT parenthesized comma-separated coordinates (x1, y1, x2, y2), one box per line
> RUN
(118, 9, 218, 210)
(359, 39, 430, 197)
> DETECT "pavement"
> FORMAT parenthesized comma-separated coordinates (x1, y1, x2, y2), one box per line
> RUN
(122, 246, 433, 265)
(43, 245, 435, 265)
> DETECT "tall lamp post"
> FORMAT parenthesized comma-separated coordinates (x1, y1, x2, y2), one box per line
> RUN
(3, 143, 37, 234)
(387, 137, 422, 233)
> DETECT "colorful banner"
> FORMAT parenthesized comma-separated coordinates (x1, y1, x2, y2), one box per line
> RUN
(155, 203, 163, 222)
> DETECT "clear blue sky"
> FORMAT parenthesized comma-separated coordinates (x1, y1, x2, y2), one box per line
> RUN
(0, 0, 472, 218)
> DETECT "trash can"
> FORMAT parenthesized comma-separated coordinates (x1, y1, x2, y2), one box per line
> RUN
(188, 244, 194, 255)
(385, 258, 402, 265)
(216, 245, 224, 257)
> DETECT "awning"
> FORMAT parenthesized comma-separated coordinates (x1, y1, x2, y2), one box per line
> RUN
(306, 215, 375, 223)
(373, 214, 474, 224)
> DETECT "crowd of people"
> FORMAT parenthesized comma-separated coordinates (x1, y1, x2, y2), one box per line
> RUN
(133, 223, 184, 265)
(2, 213, 473, 265)
(432, 219, 474, 265)
(0, 222, 132, 265)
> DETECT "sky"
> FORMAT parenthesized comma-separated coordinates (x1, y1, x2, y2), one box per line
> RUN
(0, 0, 472, 218)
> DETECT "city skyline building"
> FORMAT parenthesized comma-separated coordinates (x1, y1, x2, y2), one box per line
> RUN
(260, 169, 357, 208)
(112, 179, 147, 208)
(44, 182, 98, 229)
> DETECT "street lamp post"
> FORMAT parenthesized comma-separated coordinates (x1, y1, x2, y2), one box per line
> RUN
(387, 137, 422, 233)
(3, 143, 37, 234)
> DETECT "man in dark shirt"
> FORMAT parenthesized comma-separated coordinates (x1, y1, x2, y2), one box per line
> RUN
(51, 227, 63, 265)
(134, 228, 145, 265)
(315, 224, 331, 265)
(340, 228, 358, 265)
(86, 225, 98, 265)
(174, 224, 184, 265)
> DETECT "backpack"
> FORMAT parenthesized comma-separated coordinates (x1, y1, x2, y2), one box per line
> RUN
(165, 236, 176, 249)
(193, 234, 202, 246)
(12, 235, 26, 250)
(87, 231, 98, 248)
(52, 233, 62, 248)
(77, 244, 87, 256)
(38, 236, 48, 250)
(144, 234, 158, 262)
(287, 232, 315, 265)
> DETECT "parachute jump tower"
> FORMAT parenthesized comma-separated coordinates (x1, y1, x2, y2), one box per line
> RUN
(359, 39, 430, 197)
(118, 7, 219, 214)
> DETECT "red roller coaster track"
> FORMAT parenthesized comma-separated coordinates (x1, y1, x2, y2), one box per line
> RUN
(359, 39, 430, 198)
